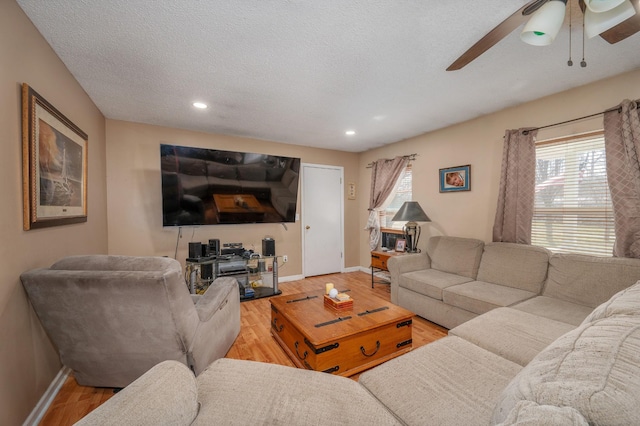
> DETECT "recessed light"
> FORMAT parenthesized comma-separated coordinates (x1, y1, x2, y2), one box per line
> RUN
(193, 102, 208, 109)
(345, 130, 356, 136)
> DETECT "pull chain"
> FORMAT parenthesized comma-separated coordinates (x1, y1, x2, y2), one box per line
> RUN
(581, 5, 587, 67)
(567, 0, 573, 66)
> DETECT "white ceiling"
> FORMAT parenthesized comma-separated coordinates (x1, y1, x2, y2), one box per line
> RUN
(16, 0, 640, 153)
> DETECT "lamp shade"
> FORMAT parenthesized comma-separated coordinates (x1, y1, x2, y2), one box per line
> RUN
(520, 0, 567, 46)
(584, 0, 626, 13)
(585, 0, 636, 38)
(391, 201, 431, 222)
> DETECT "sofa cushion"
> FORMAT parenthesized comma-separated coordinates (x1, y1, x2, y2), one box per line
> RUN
(206, 162, 237, 179)
(281, 168, 297, 187)
(399, 269, 474, 300)
(512, 296, 595, 326)
(194, 359, 401, 425)
(449, 307, 575, 366)
(236, 165, 267, 181)
(359, 336, 522, 426)
(443, 281, 536, 315)
(582, 279, 640, 324)
(476, 243, 550, 293)
(495, 401, 588, 426)
(75, 360, 199, 426)
(179, 174, 209, 197)
(543, 253, 640, 308)
(492, 315, 640, 425)
(178, 157, 207, 176)
(427, 236, 484, 279)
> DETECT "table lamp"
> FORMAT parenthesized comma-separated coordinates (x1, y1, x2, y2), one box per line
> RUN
(391, 201, 431, 253)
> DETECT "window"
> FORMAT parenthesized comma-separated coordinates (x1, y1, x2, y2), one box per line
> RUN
(381, 164, 412, 229)
(532, 132, 614, 256)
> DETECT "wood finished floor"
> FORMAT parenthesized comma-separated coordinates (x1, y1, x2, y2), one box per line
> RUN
(38, 271, 447, 425)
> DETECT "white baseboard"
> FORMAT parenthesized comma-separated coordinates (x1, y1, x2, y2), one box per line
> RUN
(343, 266, 368, 273)
(278, 274, 304, 282)
(23, 366, 71, 426)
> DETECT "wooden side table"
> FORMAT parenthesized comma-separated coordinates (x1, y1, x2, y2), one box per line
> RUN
(370, 250, 404, 288)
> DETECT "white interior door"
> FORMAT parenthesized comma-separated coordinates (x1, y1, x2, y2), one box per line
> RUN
(302, 164, 343, 276)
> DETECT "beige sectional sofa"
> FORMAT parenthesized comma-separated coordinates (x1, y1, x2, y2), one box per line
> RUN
(389, 236, 640, 329)
(75, 238, 640, 425)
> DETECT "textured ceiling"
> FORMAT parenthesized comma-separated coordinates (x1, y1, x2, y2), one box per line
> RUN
(16, 0, 640, 152)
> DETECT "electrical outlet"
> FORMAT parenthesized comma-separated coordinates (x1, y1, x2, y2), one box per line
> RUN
(283, 255, 288, 263)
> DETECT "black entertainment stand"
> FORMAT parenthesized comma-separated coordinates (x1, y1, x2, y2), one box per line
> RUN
(185, 255, 281, 302)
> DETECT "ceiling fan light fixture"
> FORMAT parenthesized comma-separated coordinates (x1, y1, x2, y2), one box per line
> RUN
(584, 0, 636, 38)
(584, 0, 626, 13)
(520, 0, 567, 46)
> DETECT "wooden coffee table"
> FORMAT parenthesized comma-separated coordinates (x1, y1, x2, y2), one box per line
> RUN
(213, 194, 265, 223)
(270, 286, 414, 377)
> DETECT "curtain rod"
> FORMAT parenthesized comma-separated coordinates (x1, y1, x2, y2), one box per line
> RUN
(366, 153, 417, 169)
(522, 99, 640, 135)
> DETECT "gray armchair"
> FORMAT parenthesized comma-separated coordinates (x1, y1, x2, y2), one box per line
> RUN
(21, 255, 240, 388)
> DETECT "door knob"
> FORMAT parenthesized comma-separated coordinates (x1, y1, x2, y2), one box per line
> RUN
(306, 225, 311, 230)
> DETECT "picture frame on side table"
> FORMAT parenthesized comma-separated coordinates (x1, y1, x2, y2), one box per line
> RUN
(395, 239, 406, 252)
(22, 83, 88, 230)
(439, 165, 470, 193)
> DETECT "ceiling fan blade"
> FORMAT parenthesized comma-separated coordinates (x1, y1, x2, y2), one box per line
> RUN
(599, 1, 640, 43)
(579, 0, 640, 43)
(446, 0, 547, 71)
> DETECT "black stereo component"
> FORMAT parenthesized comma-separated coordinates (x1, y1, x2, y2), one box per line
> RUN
(262, 237, 275, 256)
(188, 242, 202, 259)
(208, 239, 220, 256)
(201, 262, 213, 280)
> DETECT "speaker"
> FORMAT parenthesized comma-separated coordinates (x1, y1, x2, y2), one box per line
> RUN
(201, 263, 213, 280)
(262, 237, 275, 257)
(189, 242, 202, 259)
(208, 239, 220, 256)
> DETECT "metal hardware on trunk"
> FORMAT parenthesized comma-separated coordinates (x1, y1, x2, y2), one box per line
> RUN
(323, 365, 340, 374)
(357, 306, 389, 316)
(287, 295, 318, 303)
(360, 341, 381, 357)
(397, 319, 413, 328)
(271, 305, 278, 314)
(396, 339, 412, 348)
(304, 338, 339, 354)
(315, 316, 352, 328)
(271, 318, 283, 332)
(294, 341, 308, 360)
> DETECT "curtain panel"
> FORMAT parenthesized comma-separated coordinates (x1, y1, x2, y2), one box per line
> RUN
(604, 99, 640, 258)
(493, 128, 537, 244)
(366, 156, 409, 250)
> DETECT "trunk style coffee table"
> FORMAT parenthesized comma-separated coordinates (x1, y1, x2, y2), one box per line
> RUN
(213, 194, 265, 223)
(270, 287, 414, 377)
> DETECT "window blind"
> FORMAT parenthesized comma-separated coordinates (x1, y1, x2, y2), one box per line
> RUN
(382, 164, 412, 229)
(532, 132, 614, 256)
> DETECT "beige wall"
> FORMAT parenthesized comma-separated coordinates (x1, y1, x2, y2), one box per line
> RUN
(0, 1, 108, 424)
(2, 0, 639, 422)
(105, 120, 360, 275)
(358, 68, 640, 268)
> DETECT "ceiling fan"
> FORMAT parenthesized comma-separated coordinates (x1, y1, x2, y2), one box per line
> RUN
(447, 0, 640, 71)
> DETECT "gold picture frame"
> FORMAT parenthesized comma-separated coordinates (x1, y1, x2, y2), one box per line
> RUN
(22, 83, 88, 230)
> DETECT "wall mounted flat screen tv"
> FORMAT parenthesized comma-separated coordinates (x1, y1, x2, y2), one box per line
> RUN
(160, 144, 300, 226)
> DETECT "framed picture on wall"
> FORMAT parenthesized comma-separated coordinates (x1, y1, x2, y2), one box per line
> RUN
(439, 165, 470, 193)
(395, 239, 406, 252)
(22, 83, 88, 230)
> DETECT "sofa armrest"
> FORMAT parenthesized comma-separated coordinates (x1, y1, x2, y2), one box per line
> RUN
(188, 277, 241, 375)
(387, 253, 431, 303)
(74, 360, 198, 425)
(193, 277, 238, 322)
